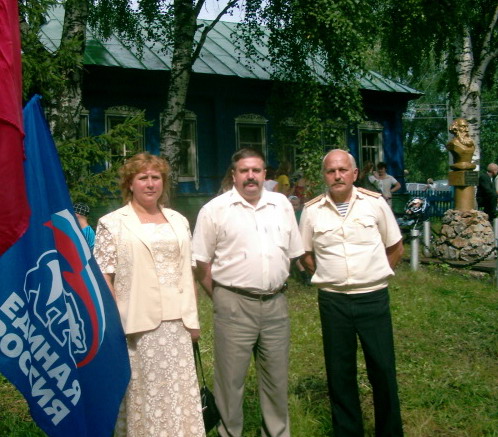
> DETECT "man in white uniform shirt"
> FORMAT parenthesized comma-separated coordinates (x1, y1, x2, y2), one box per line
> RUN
(193, 148, 304, 437)
(300, 149, 404, 437)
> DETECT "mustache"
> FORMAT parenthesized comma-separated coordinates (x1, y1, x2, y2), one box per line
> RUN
(243, 179, 259, 187)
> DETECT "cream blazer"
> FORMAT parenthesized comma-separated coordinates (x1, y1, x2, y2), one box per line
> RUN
(96, 203, 200, 334)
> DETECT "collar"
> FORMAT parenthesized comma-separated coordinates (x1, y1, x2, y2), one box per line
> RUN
(320, 186, 361, 216)
(119, 203, 185, 250)
(322, 186, 360, 205)
(228, 186, 277, 209)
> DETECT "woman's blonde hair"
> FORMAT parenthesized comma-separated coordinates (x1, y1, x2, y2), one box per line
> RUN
(118, 152, 170, 206)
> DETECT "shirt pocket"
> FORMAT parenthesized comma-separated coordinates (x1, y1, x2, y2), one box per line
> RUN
(313, 223, 342, 249)
(270, 223, 291, 250)
(348, 217, 377, 244)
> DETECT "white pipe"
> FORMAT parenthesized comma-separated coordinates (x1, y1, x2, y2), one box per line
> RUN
(423, 221, 431, 258)
(410, 229, 420, 271)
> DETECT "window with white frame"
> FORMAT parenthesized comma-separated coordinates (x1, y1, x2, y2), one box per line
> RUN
(80, 110, 89, 138)
(235, 114, 267, 155)
(105, 106, 145, 167)
(179, 111, 198, 184)
(359, 121, 383, 167)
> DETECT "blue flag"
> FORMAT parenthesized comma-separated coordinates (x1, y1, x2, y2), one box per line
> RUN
(0, 95, 130, 436)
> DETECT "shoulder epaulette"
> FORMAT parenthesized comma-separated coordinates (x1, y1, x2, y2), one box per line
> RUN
(357, 187, 383, 198)
(304, 193, 325, 207)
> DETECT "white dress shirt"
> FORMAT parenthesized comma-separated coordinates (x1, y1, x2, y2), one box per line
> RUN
(192, 187, 304, 293)
(300, 187, 402, 293)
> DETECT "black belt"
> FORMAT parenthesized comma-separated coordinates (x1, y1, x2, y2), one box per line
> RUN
(214, 282, 287, 301)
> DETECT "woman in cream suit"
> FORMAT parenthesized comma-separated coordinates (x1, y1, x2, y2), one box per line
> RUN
(94, 153, 205, 437)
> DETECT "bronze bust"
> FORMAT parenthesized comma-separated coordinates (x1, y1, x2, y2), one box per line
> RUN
(445, 118, 476, 170)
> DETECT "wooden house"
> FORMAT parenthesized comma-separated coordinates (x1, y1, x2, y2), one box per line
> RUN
(41, 7, 422, 219)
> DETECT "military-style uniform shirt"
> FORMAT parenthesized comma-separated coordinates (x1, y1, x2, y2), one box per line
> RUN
(299, 186, 402, 293)
(192, 187, 304, 293)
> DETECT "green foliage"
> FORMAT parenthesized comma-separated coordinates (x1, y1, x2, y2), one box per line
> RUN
(268, 80, 361, 195)
(243, 5, 365, 185)
(88, 0, 175, 53)
(401, 65, 450, 181)
(379, 0, 498, 102)
(20, 0, 88, 104)
(481, 78, 498, 165)
(20, 0, 62, 102)
(240, 0, 376, 190)
(57, 113, 151, 206)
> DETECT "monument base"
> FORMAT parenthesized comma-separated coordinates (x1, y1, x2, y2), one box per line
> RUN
(433, 209, 495, 261)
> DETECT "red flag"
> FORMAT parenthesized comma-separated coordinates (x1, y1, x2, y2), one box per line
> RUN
(0, 0, 30, 255)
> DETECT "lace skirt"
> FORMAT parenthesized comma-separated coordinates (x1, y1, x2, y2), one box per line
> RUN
(115, 320, 205, 437)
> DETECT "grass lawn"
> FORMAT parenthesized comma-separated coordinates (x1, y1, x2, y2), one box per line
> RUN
(1, 262, 497, 436)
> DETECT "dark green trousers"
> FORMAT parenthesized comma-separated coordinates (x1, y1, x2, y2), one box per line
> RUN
(318, 288, 403, 437)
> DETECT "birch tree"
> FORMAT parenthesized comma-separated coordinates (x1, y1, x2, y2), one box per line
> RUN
(156, 0, 239, 185)
(91, 0, 240, 187)
(380, 0, 498, 168)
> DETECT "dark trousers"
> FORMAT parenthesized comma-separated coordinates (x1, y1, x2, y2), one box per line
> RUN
(318, 288, 403, 437)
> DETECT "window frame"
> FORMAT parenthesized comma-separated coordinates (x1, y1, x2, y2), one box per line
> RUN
(358, 121, 384, 168)
(178, 111, 199, 189)
(80, 110, 89, 138)
(104, 106, 145, 168)
(235, 114, 268, 156)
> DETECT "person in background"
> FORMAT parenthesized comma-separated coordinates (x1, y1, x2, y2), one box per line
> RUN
(73, 202, 95, 251)
(424, 178, 435, 191)
(264, 166, 279, 192)
(355, 161, 380, 193)
(291, 172, 310, 206)
(193, 148, 304, 437)
(477, 162, 498, 223)
(275, 161, 292, 196)
(288, 195, 302, 222)
(370, 162, 401, 207)
(218, 165, 234, 194)
(94, 152, 205, 437)
(300, 149, 404, 437)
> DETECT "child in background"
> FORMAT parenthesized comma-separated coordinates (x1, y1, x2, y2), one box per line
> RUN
(73, 202, 95, 251)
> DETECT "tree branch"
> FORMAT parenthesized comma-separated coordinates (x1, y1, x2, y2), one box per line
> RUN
(191, 0, 239, 63)
(475, 4, 498, 79)
(193, 0, 207, 17)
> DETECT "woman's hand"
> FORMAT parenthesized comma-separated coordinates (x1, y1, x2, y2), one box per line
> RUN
(187, 328, 201, 342)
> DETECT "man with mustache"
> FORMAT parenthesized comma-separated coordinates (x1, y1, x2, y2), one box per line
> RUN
(300, 149, 404, 437)
(193, 147, 304, 437)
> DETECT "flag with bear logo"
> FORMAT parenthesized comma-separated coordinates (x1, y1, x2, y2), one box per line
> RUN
(0, 95, 130, 437)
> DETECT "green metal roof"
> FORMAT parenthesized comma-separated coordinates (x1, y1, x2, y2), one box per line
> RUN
(40, 6, 421, 96)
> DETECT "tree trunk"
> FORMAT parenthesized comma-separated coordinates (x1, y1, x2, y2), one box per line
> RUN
(455, 5, 498, 170)
(455, 28, 482, 168)
(159, 0, 198, 193)
(49, 0, 88, 141)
